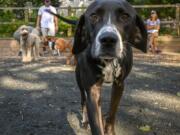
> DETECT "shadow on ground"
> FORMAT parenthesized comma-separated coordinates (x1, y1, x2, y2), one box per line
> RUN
(0, 53, 179, 135)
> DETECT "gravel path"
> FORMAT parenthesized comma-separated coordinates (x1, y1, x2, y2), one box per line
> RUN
(0, 52, 180, 135)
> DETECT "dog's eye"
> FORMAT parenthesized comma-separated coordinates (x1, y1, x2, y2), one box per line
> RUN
(120, 13, 130, 21)
(117, 12, 130, 22)
(90, 14, 100, 24)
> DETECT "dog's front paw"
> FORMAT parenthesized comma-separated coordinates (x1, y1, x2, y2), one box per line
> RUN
(105, 119, 115, 135)
(81, 120, 90, 130)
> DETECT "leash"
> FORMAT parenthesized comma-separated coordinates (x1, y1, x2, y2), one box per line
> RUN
(45, 9, 78, 25)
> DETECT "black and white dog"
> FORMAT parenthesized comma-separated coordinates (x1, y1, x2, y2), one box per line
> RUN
(49, 0, 147, 134)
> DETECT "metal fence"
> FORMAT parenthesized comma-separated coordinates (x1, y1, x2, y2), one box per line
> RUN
(0, 4, 180, 36)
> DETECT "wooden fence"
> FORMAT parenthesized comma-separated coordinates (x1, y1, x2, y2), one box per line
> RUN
(0, 4, 180, 36)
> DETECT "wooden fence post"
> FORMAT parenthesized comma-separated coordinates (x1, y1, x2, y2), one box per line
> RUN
(24, 7, 29, 23)
(176, 3, 180, 36)
(68, 6, 72, 16)
(25, 2, 33, 23)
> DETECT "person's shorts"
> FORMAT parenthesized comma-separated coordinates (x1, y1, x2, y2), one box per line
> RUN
(41, 27, 55, 37)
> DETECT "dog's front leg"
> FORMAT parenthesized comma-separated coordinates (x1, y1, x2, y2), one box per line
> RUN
(34, 38, 40, 59)
(26, 45, 33, 62)
(86, 83, 104, 135)
(21, 39, 27, 62)
(105, 82, 124, 135)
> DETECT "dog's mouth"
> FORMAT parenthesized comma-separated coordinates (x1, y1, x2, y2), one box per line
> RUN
(21, 33, 28, 37)
(99, 56, 115, 62)
(100, 56, 114, 59)
(99, 52, 116, 60)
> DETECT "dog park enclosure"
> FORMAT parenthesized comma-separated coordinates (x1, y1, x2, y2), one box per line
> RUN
(0, 2, 180, 135)
(0, 4, 180, 57)
(0, 4, 180, 37)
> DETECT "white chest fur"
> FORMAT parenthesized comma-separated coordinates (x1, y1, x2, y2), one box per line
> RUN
(102, 59, 121, 83)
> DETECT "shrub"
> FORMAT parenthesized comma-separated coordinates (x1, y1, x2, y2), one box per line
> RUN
(0, 16, 78, 38)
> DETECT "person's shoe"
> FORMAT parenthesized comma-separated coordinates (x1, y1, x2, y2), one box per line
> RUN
(43, 47, 46, 52)
(18, 51, 22, 56)
(149, 48, 152, 52)
(39, 53, 43, 56)
(155, 49, 161, 54)
(52, 50, 58, 56)
(43, 50, 49, 54)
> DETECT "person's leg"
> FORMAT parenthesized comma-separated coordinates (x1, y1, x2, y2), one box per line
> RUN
(48, 28, 57, 55)
(148, 33, 154, 52)
(153, 37, 157, 50)
(41, 28, 48, 52)
(151, 35, 156, 54)
(153, 33, 160, 53)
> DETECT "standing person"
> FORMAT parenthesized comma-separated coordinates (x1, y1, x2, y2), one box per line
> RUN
(36, 0, 58, 53)
(146, 10, 161, 54)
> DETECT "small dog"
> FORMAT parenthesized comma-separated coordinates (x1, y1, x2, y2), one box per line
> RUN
(55, 38, 75, 65)
(19, 25, 41, 63)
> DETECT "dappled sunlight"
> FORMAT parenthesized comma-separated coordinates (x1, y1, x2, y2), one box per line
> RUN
(0, 50, 179, 135)
(145, 61, 180, 67)
(134, 60, 180, 68)
(120, 102, 172, 122)
(131, 72, 155, 79)
(67, 111, 89, 135)
(8, 63, 44, 72)
(115, 120, 136, 135)
(132, 66, 142, 72)
(134, 53, 180, 67)
(16, 72, 39, 80)
(67, 112, 80, 131)
(130, 89, 180, 112)
(0, 76, 48, 91)
(30, 90, 53, 99)
(36, 66, 75, 73)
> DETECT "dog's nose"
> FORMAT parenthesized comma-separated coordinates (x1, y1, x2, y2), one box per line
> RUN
(99, 33, 118, 45)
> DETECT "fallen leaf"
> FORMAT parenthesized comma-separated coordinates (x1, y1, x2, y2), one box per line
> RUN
(139, 125, 151, 132)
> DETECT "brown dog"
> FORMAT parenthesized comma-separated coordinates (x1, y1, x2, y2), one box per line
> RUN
(55, 38, 75, 65)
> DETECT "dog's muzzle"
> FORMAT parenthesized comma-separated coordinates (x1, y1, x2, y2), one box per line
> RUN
(94, 24, 123, 60)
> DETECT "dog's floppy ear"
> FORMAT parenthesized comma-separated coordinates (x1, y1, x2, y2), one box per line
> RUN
(133, 15, 147, 53)
(72, 14, 88, 55)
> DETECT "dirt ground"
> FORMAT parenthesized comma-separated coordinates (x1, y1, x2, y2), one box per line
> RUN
(0, 52, 179, 135)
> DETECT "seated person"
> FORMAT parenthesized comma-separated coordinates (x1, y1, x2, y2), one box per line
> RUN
(146, 10, 161, 54)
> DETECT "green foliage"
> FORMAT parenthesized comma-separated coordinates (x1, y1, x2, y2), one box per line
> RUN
(128, 0, 179, 4)
(160, 27, 177, 36)
(0, 22, 29, 37)
(0, 0, 179, 37)
(0, 0, 59, 7)
(0, 16, 78, 38)
(135, 7, 176, 20)
(0, 9, 17, 22)
(57, 16, 77, 37)
(0, 0, 179, 7)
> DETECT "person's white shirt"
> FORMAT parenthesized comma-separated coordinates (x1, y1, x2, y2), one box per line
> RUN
(146, 19, 160, 33)
(38, 5, 57, 30)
